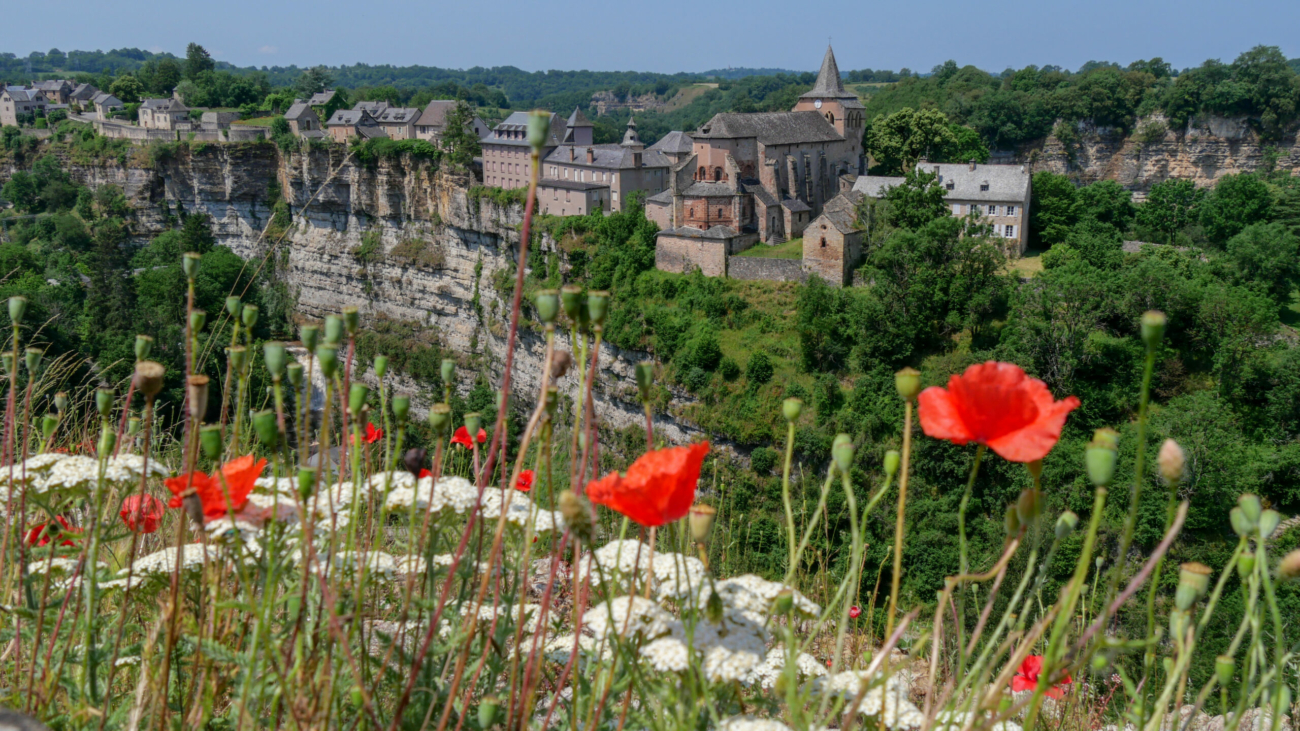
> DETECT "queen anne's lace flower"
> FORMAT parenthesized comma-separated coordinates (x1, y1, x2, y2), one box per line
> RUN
(643, 607, 768, 683)
(27, 557, 82, 575)
(124, 544, 218, 575)
(38, 456, 102, 493)
(335, 551, 427, 576)
(8, 453, 71, 485)
(717, 717, 795, 731)
(933, 711, 1021, 731)
(368, 471, 415, 493)
(440, 602, 544, 638)
(254, 476, 299, 496)
(743, 647, 827, 689)
(641, 636, 691, 672)
(101, 454, 171, 484)
(543, 633, 608, 664)
(707, 574, 820, 617)
(532, 508, 565, 534)
(651, 552, 707, 600)
(812, 671, 923, 730)
(479, 488, 535, 527)
(583, 596, 672, 640)
(576, 540, 652, 588)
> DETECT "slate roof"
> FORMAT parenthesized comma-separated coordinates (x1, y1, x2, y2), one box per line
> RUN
(814, 207, 860, 234)
(141, 97, 188, 112)
(487, 111, 568, 148)
(916, 162, 1031, 203)
(566, 107, 592, 128)
(35, 80, 71, 92)
(695, 111, 843, 145)
(70, 83, 98, 101)
(91, 92, 122, 107)
(538, 179, 607, 191)
(823, 191, 864, 214)
(743, 183, 778, 207)
(300, 129, 327, 139)
(3, 89, 44, 102)
(415, 100, 458, 128)
(356, 125, 389, 139)
(851, 176, 906, 198)
(354, 101, 389, 116)
(682, 182, 737, 197)
(543, 143, 669, 170)
(648, 131, 694, 154)
(285, 102, 315, 121)
(378, 107, 421, 124)
(658, 225, 741, 240)
(326, 109, 374, 126)
(646, 189, 674, 205)
(781, 198, 811, 213)
(799, 46, 865, 109)
(308, 90, 336, 106)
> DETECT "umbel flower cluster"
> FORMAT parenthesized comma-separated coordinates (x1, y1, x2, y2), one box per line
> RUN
(0, 116, 1295, 731)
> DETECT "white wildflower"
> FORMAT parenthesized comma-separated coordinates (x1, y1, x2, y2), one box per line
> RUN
(440, 602, 544, 638)
(114, 656, 141, 667)
(124, 544, 217, 575)
(743, 647, 827, 689)
(27, 557, 81, 575)
(575, 540, 652, 588)
(583, 595, 672, 640)
(479, 488, 534, 528)
(709, 574, 820, 617)
(543, 633, 608, 664)
(641, 636, 691, 672)
(532, 509, 565, 534)
(367, 471, 415, 493)
(254, 476, 298, 496)
(813, 671, 923, 730)
(650, 552, 707, 600)
(651, 607, 768, 683)
(10, 453, 71, 483)
(101, 454, 171, 484)
(37, 455, 102, 494)
(335, 551, 426, 576)
(717, 717, 795, 731)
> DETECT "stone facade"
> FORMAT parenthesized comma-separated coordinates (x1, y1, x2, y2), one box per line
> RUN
(727, 256, 807, 282)
(656, 229, 757, 277)
(414, 101, 490, 143)
(139, 98, 191, 131)
(1, 88, 47, 127)
(537, 179, 608, 216)
(481, 111, 567, 190)
(540, 114, 672, 212)
(802, 203, 863, 286)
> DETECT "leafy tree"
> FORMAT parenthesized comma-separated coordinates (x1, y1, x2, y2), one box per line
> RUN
(796, 276, 854, 372)
(883, 169, 949, 231)
(185, 43, 214, 80)
(1076, 180, 1135, 230)
(1198, 173, 1273, 245)
(1136, 179, 1205, 243)
(152, 58, 183, 95)
(865, 107, 958, 175)
(1029, 171, 1080, 247)
(935, 124, 989, 165)
(440, 101, 482, 170)
(295, 66, 334, 98)
(1063, 217, 1124, 269)
(109, 75, 143, 104)
(745, 351, 774, 386)
(1224, 222, 1300, 305)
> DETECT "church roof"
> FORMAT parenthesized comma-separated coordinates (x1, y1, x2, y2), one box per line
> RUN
(814, 207, 860, 234)
(567, 107, 593, 128)
(695, 111, 843, 146)
(648, 131, 694, 154)
(658, 225, 742, 240)
(800, 46, 865, 109)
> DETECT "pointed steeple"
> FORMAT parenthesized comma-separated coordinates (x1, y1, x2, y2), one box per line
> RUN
(621, 117, 643, 148)
(806, 45, 847, 97)
(567, 107, 593, 128)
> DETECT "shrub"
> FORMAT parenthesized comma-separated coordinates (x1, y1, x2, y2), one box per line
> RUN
(719, 357, 740, 381)
(682, 366, 709, 392)
(677, 324, 722, 373)
(749, 446, 778, 474)
(746, 351, 774, 386)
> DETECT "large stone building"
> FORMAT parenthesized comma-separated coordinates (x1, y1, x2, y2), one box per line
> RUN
(413, 100, 490, 143)
(853, 160, 1033, 255)
(0, 88, 47, 127)
(325, 109, 388, 142)
(654, 46, 866, 276)
(284, 100, 324, 138)
(376, 107, 421, 140)
(536, 113, 673, 215)
(33, 80, 73, 105)
(139, 98, 191, 130)
(481, 111, 569, 190)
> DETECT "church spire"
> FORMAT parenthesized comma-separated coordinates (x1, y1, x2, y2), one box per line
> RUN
(803, 45, 848, 98)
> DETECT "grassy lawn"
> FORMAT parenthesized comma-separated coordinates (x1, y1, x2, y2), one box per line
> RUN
(233, 116, 277, 126)
(662, 84, 715, 112)
(1007, 248, 1045, 277)
(734, 238, 803, 260)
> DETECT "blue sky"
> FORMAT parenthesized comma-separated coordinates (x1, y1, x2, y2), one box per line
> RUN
(9, 0, 1300, 74)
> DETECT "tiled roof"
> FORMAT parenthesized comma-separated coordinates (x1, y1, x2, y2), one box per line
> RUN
(851, 176, 906, 198)
(646, 189, 674, 205)
(781, 198, 811, 213)
(91, 92, 122, 107)
(356, 125, 389, 139)
(823, 191, 864, 214)
(916, 162, 1031, 203)
(326, 109, 374, 126)
(415, 100, 457, 128)
(284, 102, 315, 121)
(487, 111, 568, 148)
(308, 90, 336, 106)
(35, 80, 70, 92)
(814, 207, 860, 234)
(141, 97, 187, 112)
(682, 182, 737, 197)
(743, 183, 778, 207)
(659, 225, 741, 240)
(70, 83, 98, 101)
(648, 131, 694, 154)
(3, 89, 43, 102)
(538, 179, 607, 191)
(354, 101, 389, 115)
(378, 107, 421, 124)
(300, 129, 327, 139)
(566, 107, 592, 128)
(799, 45, 864, 109)
(543, 144, 669, 170)
(695, 111, 843, 145)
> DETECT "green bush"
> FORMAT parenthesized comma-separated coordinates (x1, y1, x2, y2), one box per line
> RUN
(749, 446, 778, 475)
(746, 352, 774, 386)
(719, 357, 740, 381)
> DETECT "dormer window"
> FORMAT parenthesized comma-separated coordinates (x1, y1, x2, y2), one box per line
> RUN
(980, 182, 990, 192)
(946, 182, 954, 191)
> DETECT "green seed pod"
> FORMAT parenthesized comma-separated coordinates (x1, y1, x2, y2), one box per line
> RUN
(98, 427, 116, 456)
(297, 467, 316, 501)
(342, 306, 359, 337)
(1016, 488, 1043, 525)
(373, 354, 388, 380)
(1279, 686, 1292, 715)
(187, 375, 210, 422)
(772, 589, 794, 615)
(1238, 495, 1262, 528)
(1230, 507, 1251, 538)
(894, 367, 921, 402)
(300, 324, 321, 354)
(1, 353, 13, 376)
(323, 315, 344, 345)
(189, 309, 207, 334)
(576, 297, 591, 332)
(831, 434, 854, 474)
(200, 424, 224, 460)
(1005, 503, 1022, 536)
(1259, 509, 1282, 540)
(587, 290, 610, 328)
(478, 696, 501, 728)
(225, 295, 242, 319)
(24, 347, 42, 375)
(883, 449, 900, 479)
(263, 342, 287, 379)
(241, 304, 259, 330)
(1168, 608, 1189, 639)
(689, 504, 716, 545)
(286, 362, 304, 388)
(227, 346, 248, 375)
(527, 110, 551, 150)
(1215, 656, 1234, 686)
(535, 289, 560, 325)
(252, 409, 279, 448)
(127, 416, 141, 436)
(350, 686, 363, 710)
(317, 345, 339, 379)
(428, 403, 451, 436)
(558, 490, 592, 544)
(391, 394, 410, 425)
(1055, 511, 1079, 540)
(41, 413, 58, 441)
(1158, 439, 1185, 484)
(560, 284, 583, 321)
(348, 383, 370, 416)
(1141, 310, 1167, 350)
(706, 587, 724, 624)
(635, 361, 655, 403)
(8, 295, 28, 325)
(134, 334, 154, 362)
(1085, 439, 1119, 487)
(182, 251, 201, 280)
(54, 391, 69, 413)
(464, 412, 482, 438)
(782, 397, 803, 422)
(441, 358, 455, 386)
(1237, 551, 1256, 579)
(1175, 563, 1212, 610)
(96, 387, 115, 417)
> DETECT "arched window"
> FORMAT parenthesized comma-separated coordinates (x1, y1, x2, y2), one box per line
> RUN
(820, 237, 827, 248)
(826, 112, 835, 125)
(713, 167, 723, 182)
(698, 166, 706, 180)
(718, 208, 724, 218)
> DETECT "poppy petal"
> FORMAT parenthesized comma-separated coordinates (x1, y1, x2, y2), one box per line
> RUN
(918, 386, 974, 444)
(986, 396, 1080, 463)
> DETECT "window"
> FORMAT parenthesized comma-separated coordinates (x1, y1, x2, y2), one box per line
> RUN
(820, 237, 826, 248)
(980, 183, 989, 192)
(946, 182, 954, 190)
(1004, 225, 1016, 238)
(952, 203, 961, 215)
(1006, 205, 1017, 216)
(987, 205, 998, 216)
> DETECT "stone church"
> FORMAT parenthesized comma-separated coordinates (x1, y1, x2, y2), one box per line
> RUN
(651, 46, 865, 275)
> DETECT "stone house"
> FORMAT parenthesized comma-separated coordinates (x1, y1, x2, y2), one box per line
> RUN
(70, 83, 99, 107)
(33, 80, 73, 105)
(201, 111, 241, 130)
(139, 98, 191, 130)
(376, 107, 421, 140)
(284, 101, 323, 137)
(308, 90, 337, 107)
(354, 100, 389, 117)
(539, 113, 673, 214)
(481, 111, 568, 190)
(325, 109, 388, 142)
(802, 193, 864, 286)
(414, 101, 490, 143)
(536, 179, 609, 216)
(647, 131, 694, 166)
(0, 88, 47, 127)
(852, 160, 1033, 255)
(91, 92, 123, 119)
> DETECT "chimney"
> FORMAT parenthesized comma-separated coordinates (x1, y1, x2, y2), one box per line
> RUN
(586, 148, 594, 164)
(969, 159, 976, 172)
(633, 152, 642, 167)
(569, 147, 575, 162)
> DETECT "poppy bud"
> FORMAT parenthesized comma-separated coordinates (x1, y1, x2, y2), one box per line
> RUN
(252, 409, 279, 448)
(576, 298, 591, 332)
(0, 353, 11, 376)
(1092, 427, 1119, 450)
(772, 589, 794, 615)
(689, 504, 716, 545)
(1005, 503, 1021, 536)
(286, 362, 304, 388)
(96, 387, 115, 417)
(182, 492, 204, 526)
(1215, 656, 1234, 686)
(128, 416, 141, 436)
(264, 342, 287, 379)
(464, 412, 482, 439)
(228, 346, 249, 375)
(300, 324, 321, 354)
(1158, 440, 1185, 484)
(189, 309, 206, 334)
(527, 110, 550, 151)
(54, 391, 69, 413)
(1259, 510, 1282, 540)
(1016, 488, 1043, 525)
(134, 334, 154, 362)
(200, 424, 223, 460)
(587, 290, 609, 328)
(1026, 459, 1043, 481)
(317, 345, 339, 379)
(392, 394, 411, 425)
(1279, 550, 1300, 582)
(1055, 511, 1078, 540)
(187, 375, 210, 421)
(41, 413, 58, 441)
(706, 588, 724, 624)
(894, 367, 921, 402)
(1175, 562, 1212, 610)
(544, 387, 559, 421)
(558, 490, 592, 544)
(478, 696, 501, 728)
(1238, 495, 1262, 527)
(428, 403, 451, 436)
(323, 315, 344, 345)
(1169, 608, 1189, 639)
(373, 354, 388, 380)
(297, 467, 315, 500)
(1085, 439, 1118, 487)
(242, 304, 260, 330)
(883, 449, 900, 479)
(182, 251, 201, 280)
(225, 295, 242, 319)
(23, 347, 41, 376)
(441, 358, 455, 386)
(535, 289, 560, 325)
(560, 284, 583, 321)
(8, 295, 28, 324)
(832, 434, 854, 474)
(403, 448, 427, 478)
(1230, 508, 1251, 538)
(98, 427, 116, 456)
(635, 361, 654, 402)
(1140, 311, 1166, 350)
(339, 306, 357, 337)
(782, 397, 803, 422)
(348, 383, 370, 416)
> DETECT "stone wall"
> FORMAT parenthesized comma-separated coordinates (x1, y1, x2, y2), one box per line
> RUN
(656, 234, 727, 277)
(727, 256, 807, 283)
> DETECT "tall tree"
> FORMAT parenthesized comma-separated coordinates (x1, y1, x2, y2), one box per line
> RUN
(440, 101, 482, 170)
(295, 66, 333, 98)
(865, 107, 958, 176)
(185, 42, 214, 80)
(1136, 179, 1204, 243)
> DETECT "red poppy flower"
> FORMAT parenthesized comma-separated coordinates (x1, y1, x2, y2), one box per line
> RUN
(1011, 655, 1071, 699)
(849, 606, 861, 619)
(515, 469, 534, 492)
(418, 469, 433, 479)
(918, 361, 1080, 463)
(27, 516, 77, 547)
(164, 454, 267, 521)
(353, 422, 383, 445)
(120, 494, 165, 534)
(451, 426, 488, 449)
(586, 442, 709, 528)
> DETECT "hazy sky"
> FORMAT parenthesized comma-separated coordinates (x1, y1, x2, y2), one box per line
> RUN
(8, 0, 1299, 74)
